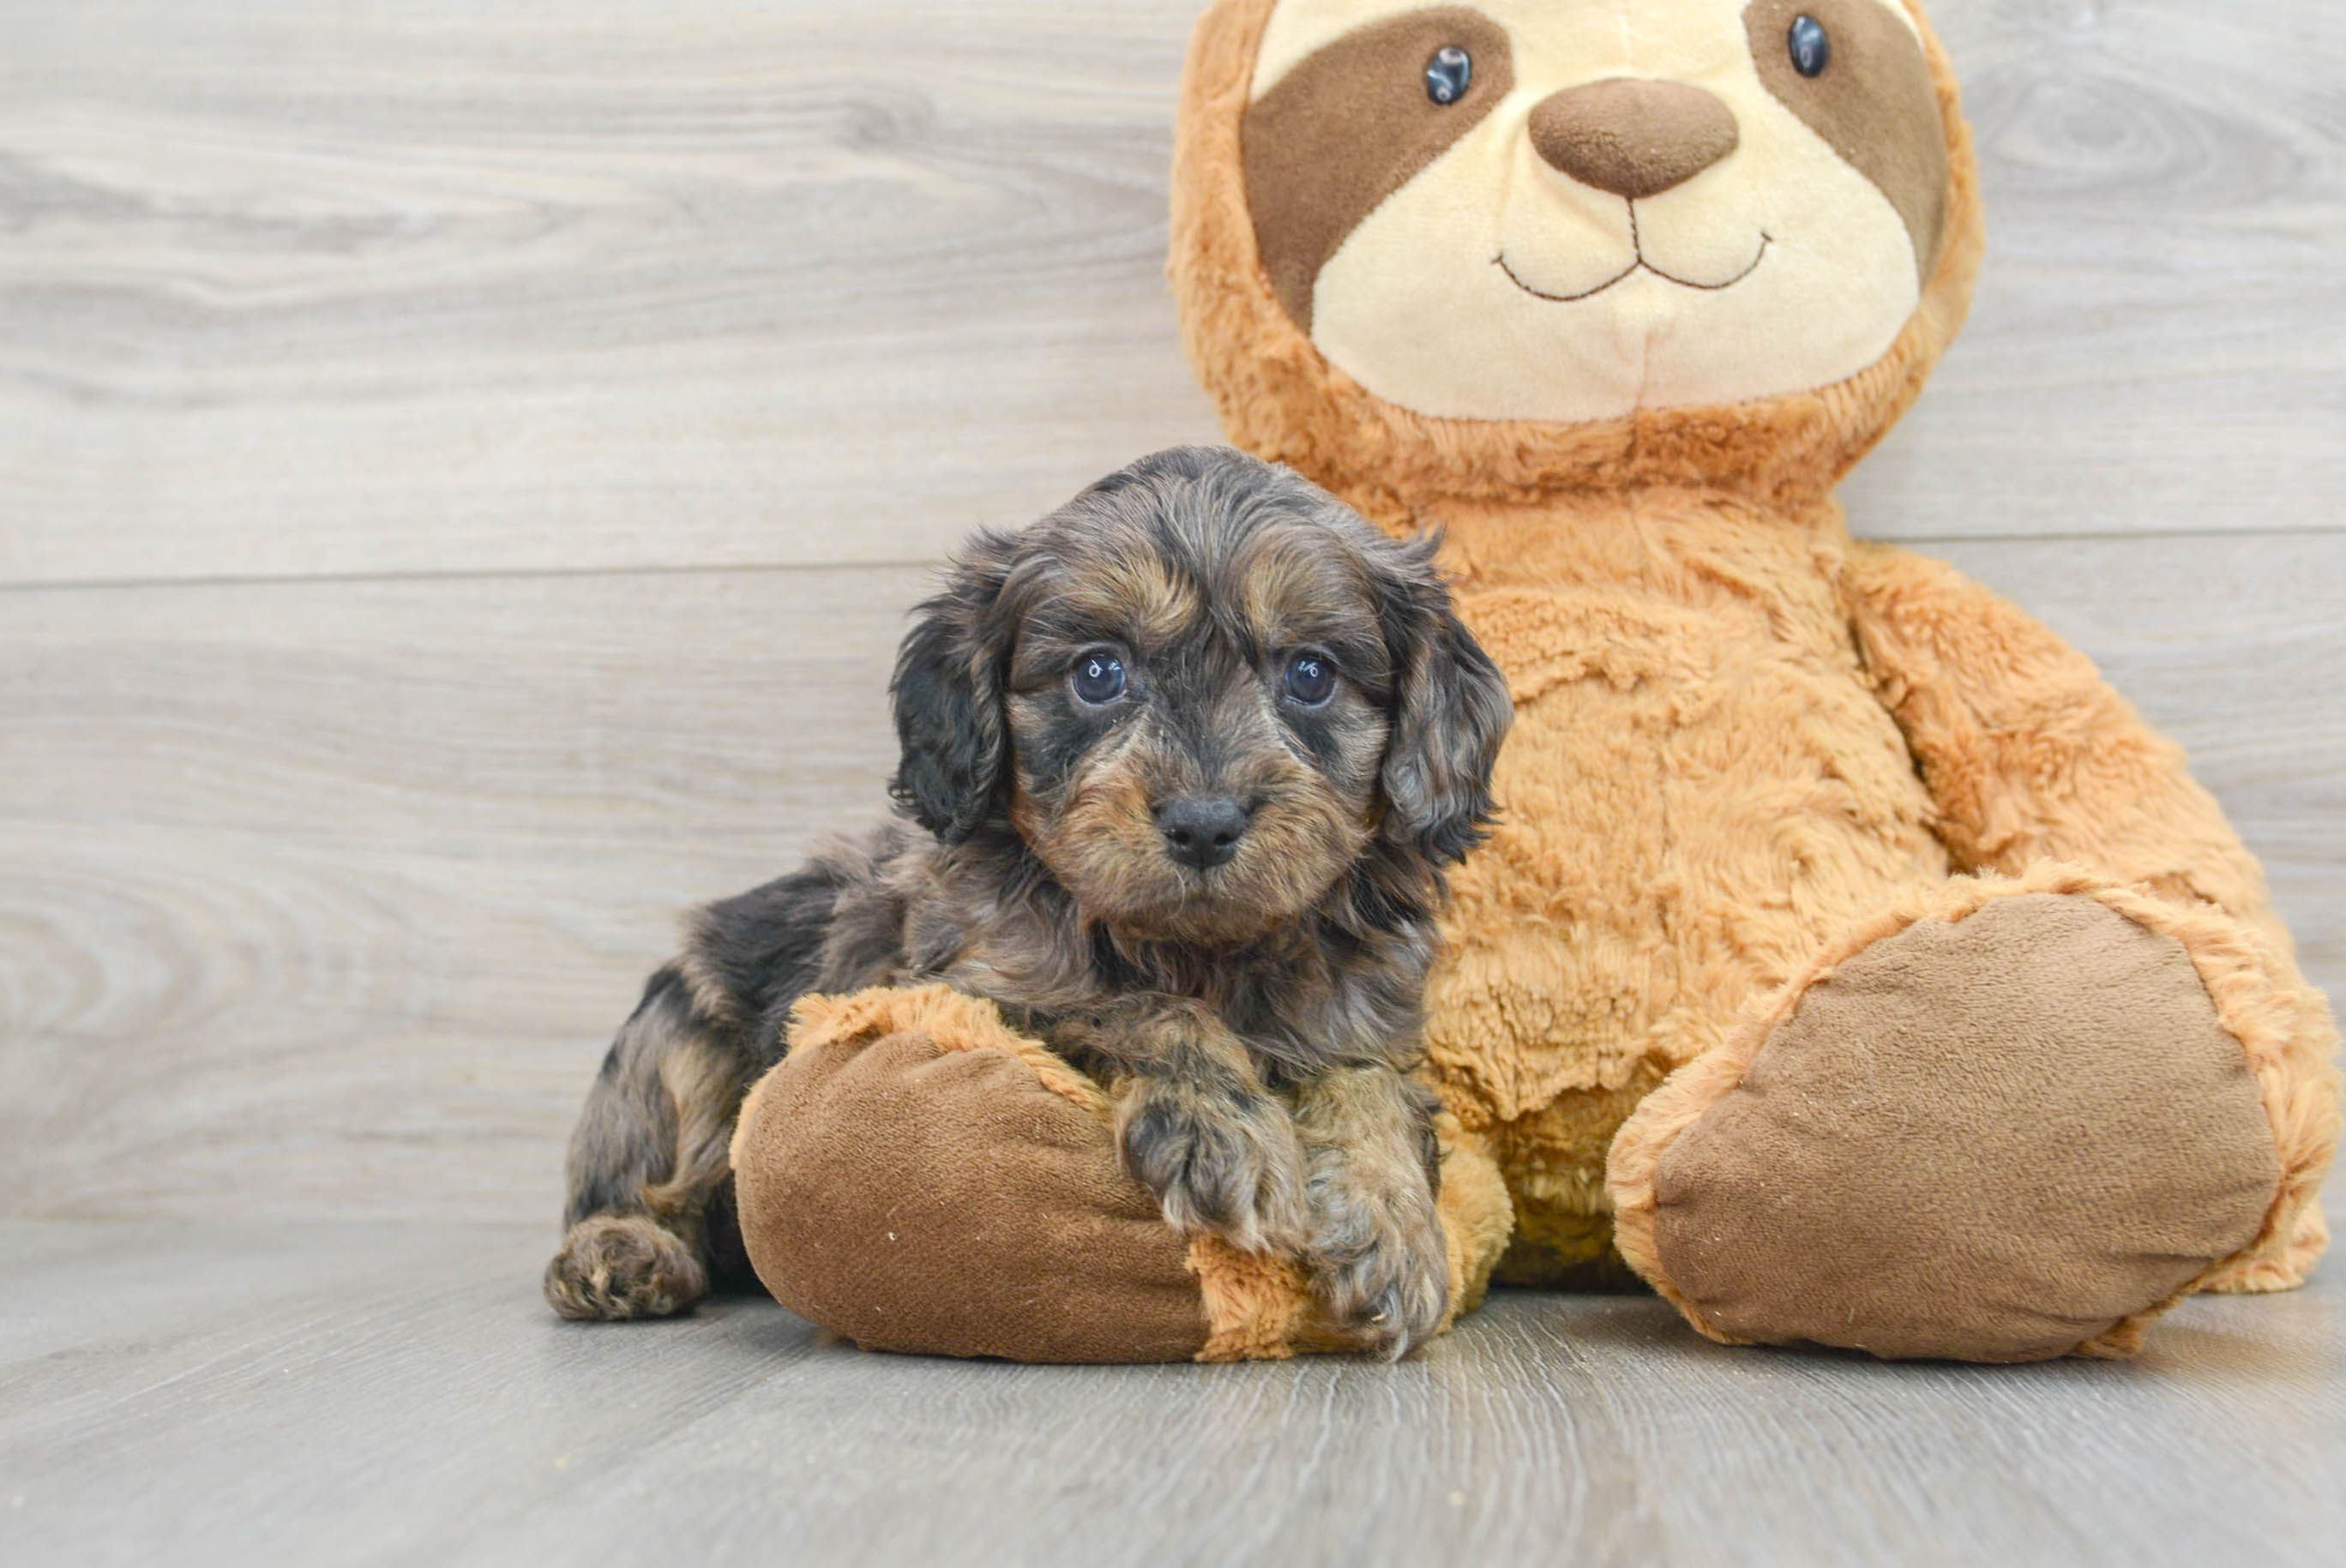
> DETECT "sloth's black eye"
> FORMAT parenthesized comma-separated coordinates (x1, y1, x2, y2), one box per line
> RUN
(1073, 652, 1127, 705)
(1284, 652, 1336, 707)
(1788, 15, 1831, 78)
(1425, 45, 1473, 105)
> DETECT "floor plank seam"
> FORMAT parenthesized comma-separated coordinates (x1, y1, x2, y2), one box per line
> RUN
(3, 525, 2342, 599)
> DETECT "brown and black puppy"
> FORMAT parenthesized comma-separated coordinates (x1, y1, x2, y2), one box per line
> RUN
(545, 447, 1512, 1356)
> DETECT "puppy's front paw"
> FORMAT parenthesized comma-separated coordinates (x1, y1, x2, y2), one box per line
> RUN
(1307, 1151, 1450, 1360)
(1118, 1078, 1310, 1255)
(544, 1214, 707, 1320)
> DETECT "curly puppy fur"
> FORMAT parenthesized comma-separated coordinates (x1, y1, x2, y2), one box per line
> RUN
(546, 447, 1513, 1356)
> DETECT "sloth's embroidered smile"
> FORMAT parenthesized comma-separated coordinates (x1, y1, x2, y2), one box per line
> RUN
(1495, 231, 1773, 304)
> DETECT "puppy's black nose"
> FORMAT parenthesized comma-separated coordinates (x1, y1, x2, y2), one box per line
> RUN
(1157, 798, 1251, 870)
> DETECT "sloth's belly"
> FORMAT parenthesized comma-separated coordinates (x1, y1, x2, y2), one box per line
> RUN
(1425, 583, 1951, 1158)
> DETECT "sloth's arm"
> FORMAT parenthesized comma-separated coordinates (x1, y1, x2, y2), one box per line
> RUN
(729, 986, 1213, 1361)
(1837, 542, 2337, 1294)
(1838, 539, 2290, 950)
(726, 982, 1515, 1361)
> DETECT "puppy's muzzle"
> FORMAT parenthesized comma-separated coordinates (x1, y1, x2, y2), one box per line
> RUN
(1156, 796, 1252, 871)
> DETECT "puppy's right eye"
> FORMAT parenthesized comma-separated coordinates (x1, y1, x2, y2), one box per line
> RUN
(1073, 652, 1127, 705)
(1283, 652, 1336, 707)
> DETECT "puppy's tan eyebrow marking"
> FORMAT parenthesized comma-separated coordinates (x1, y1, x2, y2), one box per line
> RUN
(1052, 544, 1203, 654)
(1239, 541, 1362, 640)
(1244, 6, 1515, 333)
(1225, 536, 1394, 694)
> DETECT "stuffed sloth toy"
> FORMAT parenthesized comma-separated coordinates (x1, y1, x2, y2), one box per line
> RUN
(731, 0, 2342, 1362)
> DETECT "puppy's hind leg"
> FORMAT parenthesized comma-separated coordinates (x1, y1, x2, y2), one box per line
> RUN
(545, 967, 753, 1320)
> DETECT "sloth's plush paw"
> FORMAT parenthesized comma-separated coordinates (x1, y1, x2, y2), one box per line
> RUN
(1118, 1077, 1311, 1256)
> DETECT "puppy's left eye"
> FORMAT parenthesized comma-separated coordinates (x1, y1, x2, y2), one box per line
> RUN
(1283, 653, 1336, 706)
(1073, 652, 1127, 705)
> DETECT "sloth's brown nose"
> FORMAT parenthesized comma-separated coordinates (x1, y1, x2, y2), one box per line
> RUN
(1529, 79, 1740, 201)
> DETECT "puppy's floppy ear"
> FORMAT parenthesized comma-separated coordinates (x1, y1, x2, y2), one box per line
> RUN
(889, 529, 1019, 842)
(1371, 535, 1513, 865)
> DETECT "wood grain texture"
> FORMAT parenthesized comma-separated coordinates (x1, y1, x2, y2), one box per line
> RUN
(0, 0, 1223, 587)
(1847, 0, 2346, 539)
(2, 1217, 2341, 1568)
(1, 537, 2338, 1223)
(1, 0, 2341, 590)
(0, 567, 916, 1222)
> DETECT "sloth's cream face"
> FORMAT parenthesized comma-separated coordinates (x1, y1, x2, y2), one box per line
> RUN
(1244, 0, 1950, 423)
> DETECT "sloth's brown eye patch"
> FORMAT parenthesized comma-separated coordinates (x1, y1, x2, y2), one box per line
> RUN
(1244, 7, 1514, 333)
(1745, 0, 1948, 281)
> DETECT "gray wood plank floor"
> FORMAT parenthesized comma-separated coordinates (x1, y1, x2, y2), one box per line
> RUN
(3, 0, 2343, 1562)
(3, 1211, 2342, 1568)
